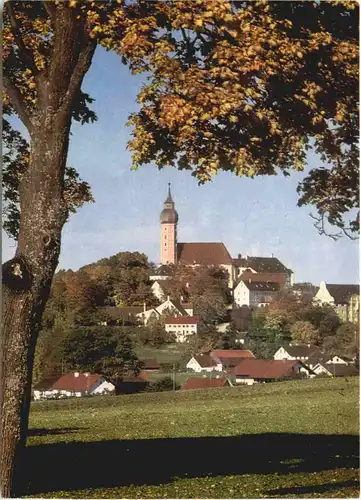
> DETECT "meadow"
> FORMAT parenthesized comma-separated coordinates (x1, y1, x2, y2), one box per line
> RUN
(26, 377, 359, 498)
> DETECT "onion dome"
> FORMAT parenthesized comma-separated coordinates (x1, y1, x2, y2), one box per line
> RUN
(160, 183, 178, 224)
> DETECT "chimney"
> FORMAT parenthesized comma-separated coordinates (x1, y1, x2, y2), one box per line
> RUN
(143, 302, 146, 313)
(180, 295, 184, 303)
(74, 372, 79, 378)
(238, 253, 242, 259)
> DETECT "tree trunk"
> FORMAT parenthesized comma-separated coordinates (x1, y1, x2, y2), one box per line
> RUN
(1, 116, 71, 497)
(0, 6, 96, 496)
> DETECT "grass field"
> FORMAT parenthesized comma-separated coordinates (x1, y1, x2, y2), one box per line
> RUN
(135, 343, 189, 364)
(25, 377, 359, 498)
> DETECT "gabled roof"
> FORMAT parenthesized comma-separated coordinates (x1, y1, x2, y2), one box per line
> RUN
(33, 375, 61, 391)
(233, 256, 292, 274)
(165, 316, 201, 325)
(102, 306, 143, 321)
(325, 284, 360, 305)
(217, 357, 248, 368)
(282, 345, 322, 358)
(211, 349, 255, 359)
(52, 373, 104, 392)
(191, 355, 218, 368)
(233, 359, 313, 379)
(316, 363, 359, 377)
(141, 359, 161, 370)
(236, 272, 288, 288)
(177, 242, 233, 266)
(243, 281, 280, 292)
(152, 265, 174, 276)
(181, 377, 231, 390)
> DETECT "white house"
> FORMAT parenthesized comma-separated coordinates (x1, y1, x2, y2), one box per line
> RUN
(312, 363, 359, 378)
(136, 297, 189, 325)
(313, 281, 359, 324)
(164, 316, 201, 342)
(232, 255, 294, 287)
(233, 280, 280, 307)
(274, 345, 322, 362)
(34, 372, 116, 400)
(186, 354, 221, 372)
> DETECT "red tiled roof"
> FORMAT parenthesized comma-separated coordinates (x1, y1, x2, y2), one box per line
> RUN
(211, 349, 255, 359)
(233, 359, 309, 379)
(181, 377, 231, 390)
(52, 373, 103, 392)
(177, 242, 233, 266)
(165, 316, 201, 325)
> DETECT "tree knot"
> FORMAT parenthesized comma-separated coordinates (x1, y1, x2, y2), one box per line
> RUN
(2, 256, 33, 292)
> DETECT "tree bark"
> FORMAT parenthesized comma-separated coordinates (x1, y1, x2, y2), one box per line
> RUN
(0, 5, 96, 497)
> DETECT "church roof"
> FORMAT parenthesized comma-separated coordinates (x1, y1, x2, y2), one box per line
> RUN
(177, 242, 233, 266)
(233, 256, 291, 274)
(325, 284, 359, 305)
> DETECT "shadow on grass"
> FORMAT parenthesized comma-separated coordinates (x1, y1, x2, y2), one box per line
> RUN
(267, 479, 360, 497)
(25, 433, 359, 495)
(28, 427, 85, 437)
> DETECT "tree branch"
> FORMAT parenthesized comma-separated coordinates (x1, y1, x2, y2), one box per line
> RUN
(42, 1, 57, 24)
(5, 3, 38, 74)
(60, 39, 97, 112)
(3, 76, 32, 132)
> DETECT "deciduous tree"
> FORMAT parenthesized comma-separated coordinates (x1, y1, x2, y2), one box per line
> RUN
(290, 320, 321, 345)
(1, 1, 358, 496)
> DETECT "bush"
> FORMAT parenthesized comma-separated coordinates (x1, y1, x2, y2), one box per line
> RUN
(147, 376, 179, 392)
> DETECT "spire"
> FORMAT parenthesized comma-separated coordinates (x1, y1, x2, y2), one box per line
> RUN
(166, 182, 173, 203)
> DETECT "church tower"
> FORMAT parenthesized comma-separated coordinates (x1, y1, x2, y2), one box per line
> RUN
(160, 183, 178, 265)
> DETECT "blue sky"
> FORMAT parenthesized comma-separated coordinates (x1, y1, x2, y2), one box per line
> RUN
(2, 46, 359, 285)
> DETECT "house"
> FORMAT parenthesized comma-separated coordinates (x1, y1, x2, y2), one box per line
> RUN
(136, 296, 189, 325)
(313, 281, 360, 324)
(233, 359, 315, 385)
(149, 264, 173, 281)
(181, 376, 233, 390)
(325, 354, 354, 365)
(232, 255, 294, 287)
(274, 345, 322, 362)
(186, 354, 219, 373)
(233, 280, 280, 308)
(141, 359, 161, 371)
(33, 375, 61, 401)
(35, 372, 116, 399)
(164, 316, 201, 342)
(100, 306, 143, 326)
(312, 363, 359, 378)
(210, 349, 255, 371)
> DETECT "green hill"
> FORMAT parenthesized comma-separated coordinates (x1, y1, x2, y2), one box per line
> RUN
(27, 377, 359, 498)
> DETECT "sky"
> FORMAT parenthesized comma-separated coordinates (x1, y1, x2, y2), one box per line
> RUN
(2, 46, 359, 285)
